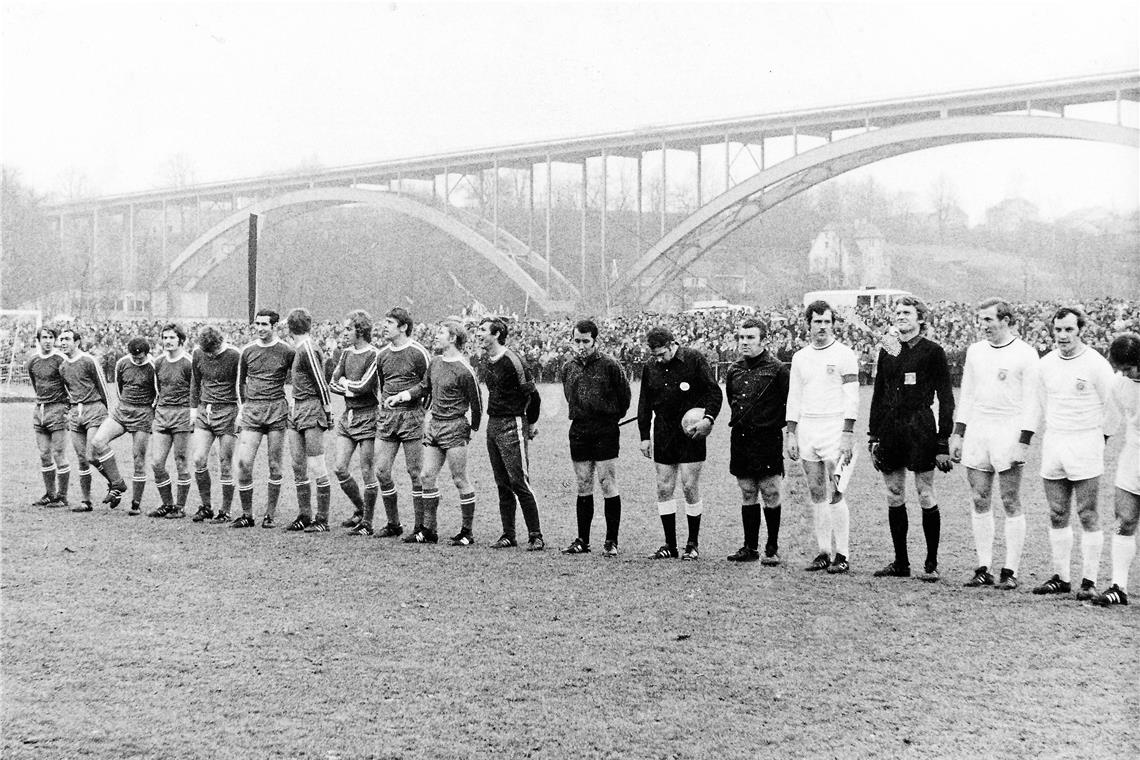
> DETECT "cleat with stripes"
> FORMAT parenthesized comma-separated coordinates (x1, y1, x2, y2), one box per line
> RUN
(449, 529, 474, 546)
(285, 515, 311, 532)
(649, 545, 679, 559)
(230, 514, 256, 528)
(304, 519, 330, 533)
(1032, 574, 1071, 595)
(490, 534, 518, 549)
(804, 552, 831, 571)
(191, 507, 214, 522)
(348, 522, 374, 536)
(341, 512, 363, 529)
(997, 568, 1018, 590)
(1093, 584, 1129, 606)
(32, 493, 56, 507)
(103, 488, 126, 509)
(827, 554, 850, 574)
(403, 526, 427, 543)
(562, 538, 591, 555)
(149, 504, 177, 518)
(964, 566, 994, 587)
(210, 511, 230, 524)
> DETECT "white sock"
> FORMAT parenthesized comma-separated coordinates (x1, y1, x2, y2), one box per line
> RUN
(1080, 530, 1104, 585)
(813, 501, 831, 553)
(1110, 534, 1136, 592)
(684, 500, 703, 517)
(1049, 526, 1074, 582)
(1004, 514, 1027, 575)
(830, 498, 850, 557)
(972, 510, 994, 569)
(657, 499, 677, 516)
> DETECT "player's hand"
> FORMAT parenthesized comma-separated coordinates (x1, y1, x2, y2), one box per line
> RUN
(528, 423, 539, 441)
(785, 434, 799, 461)
(935, 453, 953, 473)
(839, 431, 854, 466)
(948, 433, 963, 463)
(689, 417, 713, 440)
(1010, 442, 1028, 467)
(640, 440, 652, 459)
(868, 441, 883, 471)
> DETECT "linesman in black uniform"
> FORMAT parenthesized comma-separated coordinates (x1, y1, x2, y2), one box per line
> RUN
(637, 326, 723, 561)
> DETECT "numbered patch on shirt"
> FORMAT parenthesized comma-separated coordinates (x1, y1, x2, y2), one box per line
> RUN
(1075, 377, 1087, 392)
(904, 372, 917, 385)
(826, 364, 836, 375)
(997, 369, 1008, 382)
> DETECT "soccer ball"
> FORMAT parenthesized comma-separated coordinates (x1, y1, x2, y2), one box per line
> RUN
(681, 407, 709, 439)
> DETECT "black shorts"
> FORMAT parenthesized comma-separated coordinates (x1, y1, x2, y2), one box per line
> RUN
(875, 409, 938, 473)
(729, 427, 784, 479)
(653, 415, 706, 465)
(568, 418, 620, 463)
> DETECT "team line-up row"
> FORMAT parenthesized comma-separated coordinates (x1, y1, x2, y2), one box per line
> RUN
(22, 298, 1140, 607)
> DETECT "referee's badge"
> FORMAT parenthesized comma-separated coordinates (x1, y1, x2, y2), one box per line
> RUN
(997, 369, 1007, 381)
(679, 381, 691, 391)
(826, 364, 836, 375)
(1076, 379, 1087, 392)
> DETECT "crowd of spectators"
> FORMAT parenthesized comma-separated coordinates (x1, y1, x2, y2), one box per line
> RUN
(3, 297, 1138, 388)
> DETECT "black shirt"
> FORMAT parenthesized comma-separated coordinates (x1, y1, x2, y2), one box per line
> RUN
(869, 335, 955, 442)
(562, 351, 631, 422)
(637, 345, 723, 441)
(725, 349, 789, 431)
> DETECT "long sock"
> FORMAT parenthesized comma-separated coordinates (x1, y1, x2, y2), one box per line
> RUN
(1081, 530, 1104, 585)
(742, 504, 762, 549)
(55, 465, 70, 501)
(195, 468, 213, 509)
(888, 505, 909, 567)
(41, 464, 56, 496)
(685, 501, 703, 546)
(658, 499, 677, 547)
(381, 487, 400, 526)
(338, 475, 364, 511)
(830, 498, 851, 557)
(175, 477, 191, 508)
(239, 485, 253, 517)
(1049, 525, 1074, 582)
(1004, 514, 1027, 574)
(99, 453, 124, 488)
(763, 506, 781, 555)
(79, 468, 92, 502)
(156, 478, 174, 506)
(266, 477, 282, 519)
(132, 476, 147, 506)
(423, 490, 440, 531)
(220, 478, 235, 513)
(1111, 534, 1136, 591)
(295, 478, 312, 519)
(90, 457, 107, 480)
(315, 477, 331, 521)
(459, 491, 476, 532)
(603, 495, 621, 543)
(412, 489, 424, 530)
(972, 510, 995, 569)
(812, 501, 831, 553)
(922, 506, 941, 571)
(363, 482, 379, 526)
(576, 494, 595, 544)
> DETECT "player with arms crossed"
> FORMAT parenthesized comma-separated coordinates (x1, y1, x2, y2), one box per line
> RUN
(948, 299, 1039, 590)
(637, 326, 723, 561)
(785, 302, 859, 574)
(148, 323, 195, 519)
(283, 308, 333, 532)
(27, 327, 71, 508)
(189, 325, 242, 523)
(387, 319, 483, 545)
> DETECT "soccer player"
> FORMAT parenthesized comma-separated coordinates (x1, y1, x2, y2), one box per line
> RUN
(374, 308, 432, 541)
(323, 309, 381, 534)
(868, 296, 955, 582)
(27, 326, 70, 508)
(478, 317, 545, 551)
(189, 325, 241, 523)
(785, 302, 858, 573)
(637, 326, 723, 561)
(283, 308, 333, 532)
(560, 318, 631, 557)
(57, 328, 124, 511)
(148, 323, 195, 519)
(90, 337, 158, 515)
(386, 319, 483, 545)
(1095, 332, 1140, 606)
(948, 299, 1040, 590)
(233, 309, 295, 528)
(726, 318, 790, 565)
(1031, 307, 1116, 600)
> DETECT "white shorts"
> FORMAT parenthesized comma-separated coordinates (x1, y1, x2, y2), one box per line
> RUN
(1116, 440, 1140, 495)
(796, 415, 844, 463)
(962, 417, 1021, 473)
(1041, 429, 1104, 481)
(832, 448, 859, 494)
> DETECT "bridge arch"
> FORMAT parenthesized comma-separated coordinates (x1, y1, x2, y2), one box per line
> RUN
(160, 187, 579, 313)
(615, 115, 1140, 302)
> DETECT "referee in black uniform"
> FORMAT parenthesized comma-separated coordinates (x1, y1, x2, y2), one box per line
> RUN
(637, 326, 723, 561)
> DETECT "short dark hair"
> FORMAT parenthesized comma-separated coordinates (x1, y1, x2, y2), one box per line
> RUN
(255, 308, 280, 326)
(346, 310, 373, 343)
(739, 317, 769, 340)
(978, 298, 1015, 325)
(1108, 332, 1140, 370)
(160, 322, 187, 344)
(197, 325, 223, 354)
(127, 337, 151, 356)
(895, 295, 929, 325)
(1052, 306, 1086, 330)
(573, 319, 599, 341)
(441, 319, 468, 350)
(36, 326, 58, 341)
(804, 300, 834, 324)
(386, 307, 413, 337)
(645, 326, 674, 349)
(286, 308, 312, 336)
(60, 328, 81, 345)
(481, 317, 508, 345)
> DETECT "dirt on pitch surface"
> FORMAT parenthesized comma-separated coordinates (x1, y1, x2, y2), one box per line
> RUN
(2, 386, 1137, 759)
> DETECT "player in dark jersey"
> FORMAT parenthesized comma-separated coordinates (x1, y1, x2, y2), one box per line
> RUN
(388, 319, 483, 545)
(323, 309, 381, 534)
(232, 308, 295, 529)
(58, 327, 125, 510)
(189, 325, 241, 522)
(91, 336, 158, 515)
(147, 324, 194, 519)
(27, 326, 71, 508)
(283, 308, 333, 532)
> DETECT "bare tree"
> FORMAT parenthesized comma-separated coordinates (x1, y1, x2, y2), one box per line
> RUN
(929, 174, 959, 243)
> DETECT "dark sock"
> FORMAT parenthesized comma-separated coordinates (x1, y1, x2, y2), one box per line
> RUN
(315, 478, 331, 521)
(382, 490, 400, 526)
(423, 492, 440, 532)
(922, 506, 941, 571)
(55, 467, 70, 500)
(132, 477, 146, 506)
(763, 506, 781, 554)
(661, 513, 677, 548)
(576, 494, 594, 544)
(175, 478, 191, 508)
(266, 479, 281, 519)
(221, 480, 235, 512)
(79, 469, 92, 501)
(196, 469, 212, 508)
(460, 492, 475, 532)
(363, 484, 378, 527)
(889, 505, 909, 567)
(339, 476, 364, 511)
(239, 486, 253, 517)
(156, 479, 174, 506)
(295, 480, 312, 518)
(603, 495, 621, 543)
(742, 504, 762, 549)
(686, 514, 701, 546)
(41, 466, 56, 496)
(100, 455, 124, 488)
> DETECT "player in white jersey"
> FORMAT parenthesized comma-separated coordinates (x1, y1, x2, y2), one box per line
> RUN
(1031, 307, 1116, 601)
(1094, 333, 1140, 606)
(948, 299, 1040, 591)
(785, 301, 859, 575)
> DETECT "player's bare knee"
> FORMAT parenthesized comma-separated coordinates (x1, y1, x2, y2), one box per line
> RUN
(1076, 506, 1099, 532)
(680, 483, 700, 504)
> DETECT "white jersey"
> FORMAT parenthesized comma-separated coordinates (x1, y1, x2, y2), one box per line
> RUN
(1036, 346, 1114, 434)
(955, 337, 1039, 431)
(786, 340, 859, 421)
(1104, 375, 1140, 448)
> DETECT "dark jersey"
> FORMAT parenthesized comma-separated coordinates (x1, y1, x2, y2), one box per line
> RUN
(238, 339, 294, 403)
(725, 350, 789, 431)
(27, 350, 68, 404)
(484, 347, 534, 418)
(562, 351, 631, 422)
(291, 337, 331, 405)
(60, 352, 109, 406)
(637, 345, 723, 440)
(869, 335, 955, 442)
(115, 355, 158, 407)
(156, 352, 193, 407)
(190, 345, 241, 407)
(408, 355, 483, 430)
(378, 340, 431, 409)
(333, 344, 381, 410)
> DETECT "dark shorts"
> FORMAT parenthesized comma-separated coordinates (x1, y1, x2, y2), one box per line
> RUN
(729, 427, 785, 479)
(423, 415, 471, 450)
(153, 406, 193, 435)
(289, 397, 331, 432)
(69, 401, 108, 434)
(569, 418, 620, 463)
(240, 399, 289, 433)
(195, 403, 238, 438)
(33, 402, 69, 434)
(653, 415, 706, 466)
(113, 403, 155, 434)
(875, 409, 938, 473)
(337, 405, 379, 442)
(377, 406, 425, 443)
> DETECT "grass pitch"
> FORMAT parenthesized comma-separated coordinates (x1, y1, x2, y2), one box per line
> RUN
(2, 386, 1136, 759)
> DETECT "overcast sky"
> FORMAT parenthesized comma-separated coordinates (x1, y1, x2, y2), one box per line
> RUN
(2, 1, 1137, 222)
